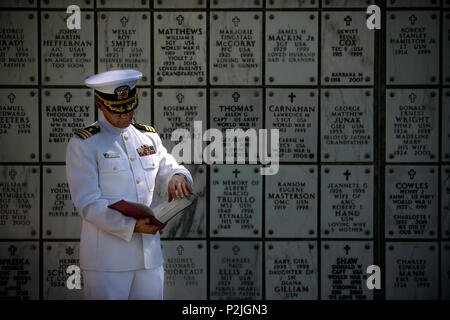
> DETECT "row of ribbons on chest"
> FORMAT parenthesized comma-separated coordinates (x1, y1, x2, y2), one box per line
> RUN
(137, 144, 156, 157)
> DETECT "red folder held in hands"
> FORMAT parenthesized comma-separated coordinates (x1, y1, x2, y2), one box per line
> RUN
(108, 195, 197, 227)
(108, 200, 164, 227)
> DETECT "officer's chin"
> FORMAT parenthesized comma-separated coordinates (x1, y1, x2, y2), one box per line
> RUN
(115, 120, 132, 128)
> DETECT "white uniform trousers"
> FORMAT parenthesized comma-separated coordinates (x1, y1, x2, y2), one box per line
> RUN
(82, 266, 164, 300)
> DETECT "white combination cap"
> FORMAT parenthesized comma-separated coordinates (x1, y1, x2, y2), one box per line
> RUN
(84, 69, 142, 94)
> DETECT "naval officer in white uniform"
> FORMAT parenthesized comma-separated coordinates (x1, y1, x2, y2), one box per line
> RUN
(65, 69, 194, 300)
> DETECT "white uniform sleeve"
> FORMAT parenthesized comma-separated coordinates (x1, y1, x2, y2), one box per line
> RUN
(155, 133, 194, 188)
(66, 136, 136, 242)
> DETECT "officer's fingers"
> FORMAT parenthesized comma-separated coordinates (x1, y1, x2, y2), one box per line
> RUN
(146, 224, 162, 235)
(175, 181, 184, 198)
(185, 182, 194, 195)
(181, 181, 190, 197)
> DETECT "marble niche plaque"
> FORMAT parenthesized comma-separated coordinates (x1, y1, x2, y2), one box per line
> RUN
(154, 89, 206, 153)
(385, 242, 438, 300)
(210, 12, 262, 85)
(210, 241, 262, 300)
(210, 89, 262, 162)
(387, 0, 440, 7)
(0, 11, 38, 85)
(43, 165, 81, 239)
(154, 12, 206, 86)
(41, 0, 94, 8)
(321, 166, 373, 238)
(44, 242, 83, 300)
(444, 13, 450, 85)
(133, 88, 151, 125)
(321, 89, 373, 162)
(211, 0, 263, 8)
(385, 166, 438, 239)
(151, 165, 206, 238)
(386, 89, 438, 162)
(154, 0, 207, 8)
(266, 89, 318, 162)
(443, 91, 450, 161)
(98, 12, 151, 85)
(0, 0, 36, 7)
(42, 89, 95, 162)
(96, 0, 149, 8)
(387, 11, 439, 85)
(322, 11, 374, 86)
(0, 89, 39, 163)
(0, 242, 39, 300)
(443, 167, 450, 239)
(266, 12, 318, 85)
(265, 165, 317, 238)
(442, 242, 450, 299)
(161, 240, 207, 300)
(266, 0, 318, 8)
(0, 166, 39, 239)
(322, 0, 375, 7)
(41, 11, 94, 85)
(265, 241, 318, 300)
(210, 165, 262, 238)
(321, 241, 373, 300)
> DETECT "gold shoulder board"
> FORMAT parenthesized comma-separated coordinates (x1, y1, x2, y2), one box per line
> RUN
(132, 122, 156, 133)
(74, 125, 101, 140)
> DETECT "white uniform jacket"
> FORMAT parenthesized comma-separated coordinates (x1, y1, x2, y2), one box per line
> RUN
(66, 113, 193, 272)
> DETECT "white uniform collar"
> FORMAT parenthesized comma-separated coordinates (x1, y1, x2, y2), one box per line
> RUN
(98, 111, 129, 134)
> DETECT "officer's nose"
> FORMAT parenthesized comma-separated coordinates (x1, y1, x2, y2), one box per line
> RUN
(120, 112, 133, 119)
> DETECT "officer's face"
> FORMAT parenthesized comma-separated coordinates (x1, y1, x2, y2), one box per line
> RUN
(100, 105, 134, 128)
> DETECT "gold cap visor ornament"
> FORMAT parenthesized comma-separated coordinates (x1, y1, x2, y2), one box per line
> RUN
(84, 69, 143, 114)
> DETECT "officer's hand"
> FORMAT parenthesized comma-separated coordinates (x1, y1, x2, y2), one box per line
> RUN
(168, 174, 194, 202)
(133, 218, 164, 235)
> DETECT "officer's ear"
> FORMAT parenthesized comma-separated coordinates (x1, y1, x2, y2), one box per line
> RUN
(97, 103, 106, 114)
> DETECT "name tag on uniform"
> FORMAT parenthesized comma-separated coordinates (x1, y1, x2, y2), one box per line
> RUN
(137, 144, 155, 157)
(103, 152, 121, 158)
